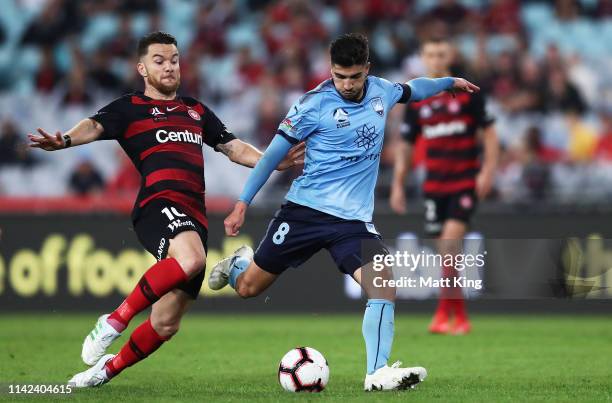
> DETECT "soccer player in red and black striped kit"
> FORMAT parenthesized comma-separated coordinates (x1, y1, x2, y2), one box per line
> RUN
(28, 32, 303, 387)
(390, 38, 499, 335)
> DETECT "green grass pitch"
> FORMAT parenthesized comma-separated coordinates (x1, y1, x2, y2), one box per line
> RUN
(1, 313, 611, 402)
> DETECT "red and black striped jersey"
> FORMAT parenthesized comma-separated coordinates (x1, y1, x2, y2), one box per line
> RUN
(90, 92, 236, 228)
(401, 91, 494, 196)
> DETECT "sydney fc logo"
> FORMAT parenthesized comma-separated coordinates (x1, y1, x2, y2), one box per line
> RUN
(355, 123, 378, 150)
(333, 107, 350, 128)
(370, 97, 384, 116)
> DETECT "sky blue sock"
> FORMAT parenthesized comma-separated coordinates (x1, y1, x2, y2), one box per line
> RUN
(228, 256, 250, 289)
(362, 299, 395, 375)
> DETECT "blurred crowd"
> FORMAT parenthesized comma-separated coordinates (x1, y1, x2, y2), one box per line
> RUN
(1, 0, 612, 207)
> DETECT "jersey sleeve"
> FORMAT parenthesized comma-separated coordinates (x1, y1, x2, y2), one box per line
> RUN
(277, 94, 319, 143)
(201, 105, 237, 150)
(401, 105, 421, 144)
(89, 98, 128, 140)
(373, 76, 411, 107)
(471, 92, 495, 128)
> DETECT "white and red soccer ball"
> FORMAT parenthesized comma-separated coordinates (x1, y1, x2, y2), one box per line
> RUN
(278, 347, 329, 392)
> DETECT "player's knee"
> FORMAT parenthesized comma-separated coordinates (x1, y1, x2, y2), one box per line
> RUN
(151, 316, 180, 339)
(175, 253, 206, 278)
(155, 323, 179, 339)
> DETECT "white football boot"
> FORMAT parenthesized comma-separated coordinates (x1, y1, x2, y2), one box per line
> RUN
(208, 245, 254, 290)
(68, 354, 114, 388)
(81, 314, 121, 366)
(364, 361, 427, 391)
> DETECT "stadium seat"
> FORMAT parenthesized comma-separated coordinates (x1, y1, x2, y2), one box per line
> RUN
(521, 3, 554, 34)
(80, 14, 120, 54)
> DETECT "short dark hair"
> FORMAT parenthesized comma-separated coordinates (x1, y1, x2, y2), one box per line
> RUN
(137, 31, 177, 57)
(330, 33, 369, 67)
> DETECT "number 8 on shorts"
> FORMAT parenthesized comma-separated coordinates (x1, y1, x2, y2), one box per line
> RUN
(273, 222, 290, 245)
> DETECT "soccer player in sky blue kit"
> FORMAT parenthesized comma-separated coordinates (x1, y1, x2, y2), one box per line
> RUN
(209, 33, 479, 391)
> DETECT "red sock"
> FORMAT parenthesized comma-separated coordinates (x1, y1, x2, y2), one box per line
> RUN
(434, 298, 450, 319)
(453, 298, 468, 322)
(107, 258, 187, 332)
(104, 318, 170, 378)
(435, 263, 458, 318)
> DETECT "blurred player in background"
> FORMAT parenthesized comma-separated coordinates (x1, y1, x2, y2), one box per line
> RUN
(208, 33, 479, 391)
(389, 38, 499, 335)
(28, 31, 303, 388)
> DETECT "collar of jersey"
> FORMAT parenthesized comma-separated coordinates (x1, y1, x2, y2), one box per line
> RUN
(135, 91, 180, 103)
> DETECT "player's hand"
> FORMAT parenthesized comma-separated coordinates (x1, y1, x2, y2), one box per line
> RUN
(224, 201, 248, 236)
(476, 169, 494, 200)
(450, 78, 480, 95)
(277, 142, 305, 171)
(389, 182, 407, 214)
(28, 128, 64, 151)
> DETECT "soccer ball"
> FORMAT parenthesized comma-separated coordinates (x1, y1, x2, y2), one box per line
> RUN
(278, 347, 329, 392)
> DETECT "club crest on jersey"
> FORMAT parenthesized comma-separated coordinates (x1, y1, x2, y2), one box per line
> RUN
(448, 99, 461, 114)
(420, 105, 433, 119)
(188, 109, 201, 121)
(333, 108, 350, 128)
(370, 97, 384, 116)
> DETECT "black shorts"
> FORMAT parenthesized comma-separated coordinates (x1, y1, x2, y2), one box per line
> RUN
(254, 201, 388, 275)
(424, 190, 477, 237)
(133, 199, 208, 299)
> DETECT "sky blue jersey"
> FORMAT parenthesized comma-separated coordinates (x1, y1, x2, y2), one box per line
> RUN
(278, 76, 410, 222)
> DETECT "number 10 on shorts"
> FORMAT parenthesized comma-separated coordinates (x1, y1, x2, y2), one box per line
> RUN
(273, 222, 290, 245)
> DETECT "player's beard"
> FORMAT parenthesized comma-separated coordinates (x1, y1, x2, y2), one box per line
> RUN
(147, 74, 180, 96)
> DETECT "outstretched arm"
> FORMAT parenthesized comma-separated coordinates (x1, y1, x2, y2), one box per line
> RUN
(407, 77, 479, 102)
(224, 134, 294, 236)
(28, 118, 104, 151)
(216, 138, 304, 170)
